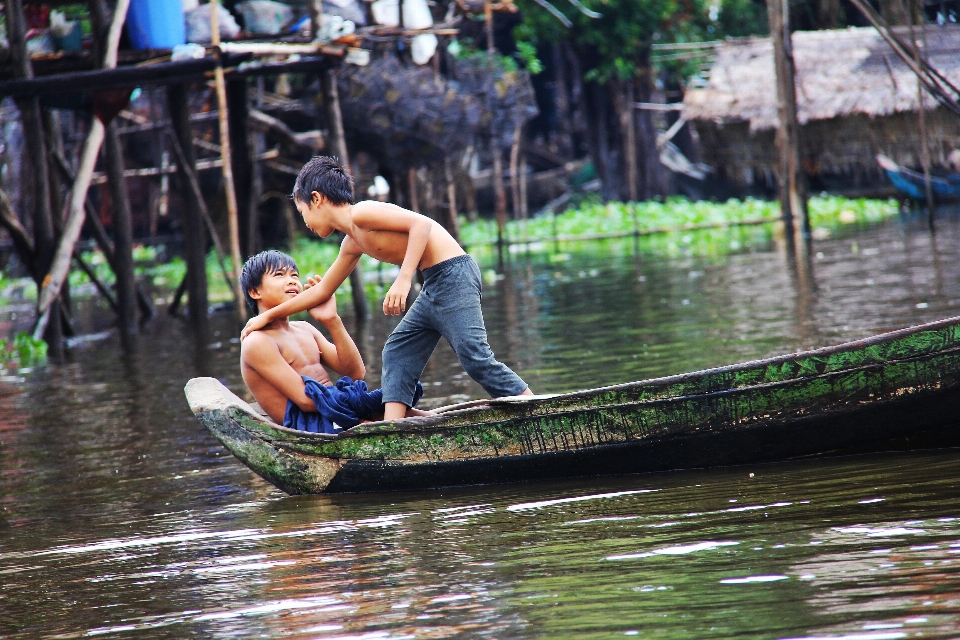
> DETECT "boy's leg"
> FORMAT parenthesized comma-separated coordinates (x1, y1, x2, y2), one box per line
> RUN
(381, 303, 441, 420)
(434, 262, 528, 397)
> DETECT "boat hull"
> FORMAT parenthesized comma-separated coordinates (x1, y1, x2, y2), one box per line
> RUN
(186, 317, 960, 494)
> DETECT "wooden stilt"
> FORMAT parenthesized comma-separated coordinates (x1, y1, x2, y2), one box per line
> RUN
(616, 80, 639, 202)
(907, 0, 935, 224)
(766, 0, 809, 241)
(162, 122, 239, 311)
(50, 149, 154, 319)
(492, 147, 507, 245)
(74, 249, 118, 312)
(8, 0, 63, 350)
(32, 0, 129, 341)
(210, 0, 247, 323)
(104, 122, 138, 337)
(168, 275, 188, 317)
(320, 64, 369, 320)
(510, 124, 522, 219)
(227, 77, 256, 256)
(443, 156, 461, 243)
(167, 82, 209, 326)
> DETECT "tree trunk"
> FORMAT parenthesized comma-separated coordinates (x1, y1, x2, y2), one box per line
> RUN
(584, 81, 619, 201)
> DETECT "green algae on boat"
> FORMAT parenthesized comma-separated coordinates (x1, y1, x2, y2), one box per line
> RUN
(185, 317, 960, 494)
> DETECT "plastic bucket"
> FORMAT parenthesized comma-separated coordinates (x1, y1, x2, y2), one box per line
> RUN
(126, 0, 186, 50)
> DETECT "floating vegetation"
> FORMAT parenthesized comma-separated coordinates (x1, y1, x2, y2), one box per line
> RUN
(459, 196, 901, 248)
(0, 331, 48, 371)
(1, 196, 903, 310)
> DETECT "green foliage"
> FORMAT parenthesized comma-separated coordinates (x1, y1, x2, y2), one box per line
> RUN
(0, 331, 48, 371)
(717, 0, 768, 37)
(514, 0, 713, 82)
(514, 41, 544, 74)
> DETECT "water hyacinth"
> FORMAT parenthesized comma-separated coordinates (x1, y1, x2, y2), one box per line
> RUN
(460, 196, 900, 246)
(0, 331, 48, 371)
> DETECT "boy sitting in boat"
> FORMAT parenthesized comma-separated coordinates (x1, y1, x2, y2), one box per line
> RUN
(239, 250, 427, 433)
(241, 156, 532, 420)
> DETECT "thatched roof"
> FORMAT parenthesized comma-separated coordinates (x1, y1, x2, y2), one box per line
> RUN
(683, 25, 960, 131)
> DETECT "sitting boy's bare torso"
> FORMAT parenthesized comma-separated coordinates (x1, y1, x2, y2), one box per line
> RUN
(241, 321, 333, 423)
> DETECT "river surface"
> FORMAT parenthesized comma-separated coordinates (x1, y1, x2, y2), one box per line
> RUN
(2, 213, 960, 638)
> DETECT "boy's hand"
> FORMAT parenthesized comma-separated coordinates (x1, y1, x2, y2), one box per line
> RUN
(241, 313, 270, 341)
(305, 276, 339, 323)
(383, 278, 411, 316)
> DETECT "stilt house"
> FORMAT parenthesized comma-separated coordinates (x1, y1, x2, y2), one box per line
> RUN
(682, 25, 960, 197)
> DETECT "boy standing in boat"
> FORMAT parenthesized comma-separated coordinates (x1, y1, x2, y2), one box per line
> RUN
(239, 249, 426, 433)
(241, 156, 532, 420)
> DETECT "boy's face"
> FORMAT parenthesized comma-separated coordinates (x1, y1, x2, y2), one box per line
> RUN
(296, 192, 335, 238)
(249, 264, 301, 313)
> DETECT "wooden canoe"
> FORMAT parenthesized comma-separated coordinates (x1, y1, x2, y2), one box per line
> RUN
(876, 154, 960, 201)
(185, 317, 960, 494)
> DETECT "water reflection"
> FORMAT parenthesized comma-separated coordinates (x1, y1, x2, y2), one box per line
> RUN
(2, 214, 960, 637)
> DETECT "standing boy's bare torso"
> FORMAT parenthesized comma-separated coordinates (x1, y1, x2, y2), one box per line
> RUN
(345, 201, 465, 269)
(241, 321, 332, 422)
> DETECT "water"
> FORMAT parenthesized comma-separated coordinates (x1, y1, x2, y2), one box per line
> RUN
(2, 213, 960, 638)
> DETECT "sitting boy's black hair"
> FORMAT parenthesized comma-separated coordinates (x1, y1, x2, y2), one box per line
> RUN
(292, 156, 354, 206)
(240, 250, 299, 314)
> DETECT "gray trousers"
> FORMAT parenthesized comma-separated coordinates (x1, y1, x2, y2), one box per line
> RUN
(381, 255, 528, 406)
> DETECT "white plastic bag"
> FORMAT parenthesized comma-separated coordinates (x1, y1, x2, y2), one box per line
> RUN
(237, 0, 293, 35)
(184, 4, 241, 43)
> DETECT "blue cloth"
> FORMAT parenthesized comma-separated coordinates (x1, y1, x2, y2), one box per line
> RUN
(283, 376, 422, 434)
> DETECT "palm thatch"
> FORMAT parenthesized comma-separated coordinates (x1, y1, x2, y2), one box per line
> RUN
(684, 25, 960, 131)
(682, 26, 960, 195)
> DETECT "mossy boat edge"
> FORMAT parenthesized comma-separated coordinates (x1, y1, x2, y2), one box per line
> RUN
(185, 316, 960, 494)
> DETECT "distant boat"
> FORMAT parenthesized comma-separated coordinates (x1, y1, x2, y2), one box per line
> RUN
(185, 317, 960, 494)
(876, 154, 960, 201)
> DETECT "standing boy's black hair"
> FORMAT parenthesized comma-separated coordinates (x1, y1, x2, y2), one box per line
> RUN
(292, 156, 355, 206)
(240, 250, 299, 314)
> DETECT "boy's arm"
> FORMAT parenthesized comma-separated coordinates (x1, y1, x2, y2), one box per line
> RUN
(240, 239, 361, 340)
(303, 283, 365, 380)
(352, 202, 432, 315)
(240, 333, 316, 412)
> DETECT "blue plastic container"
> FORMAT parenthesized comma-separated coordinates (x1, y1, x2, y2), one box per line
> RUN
(126, 0, 186, 50)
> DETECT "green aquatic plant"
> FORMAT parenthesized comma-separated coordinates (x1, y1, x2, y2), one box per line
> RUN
(460, 196, 900, 247)
(0, 331, 48, 370)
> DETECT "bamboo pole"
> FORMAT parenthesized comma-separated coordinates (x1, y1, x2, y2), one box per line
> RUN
(210, 0, 247, 323)
(33, 0, 129, 341)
